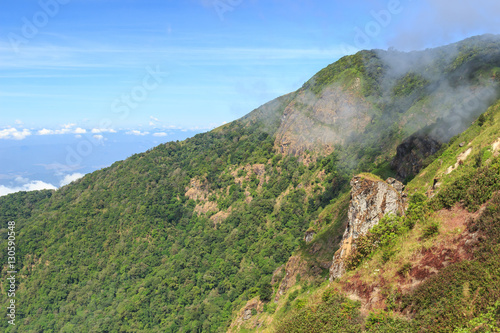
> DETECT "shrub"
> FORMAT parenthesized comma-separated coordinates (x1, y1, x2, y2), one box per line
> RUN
(398, 263, 412, 276)
(405, 193, 429, 228)
(477, 113, 486, 126)
(295, 299, 307, 310)
(454, 301, 500, 333)
(421, 221, 439, 239)
(346, 215, 406, 270)
(288, 289, 300, 302)
(381, 249, 396, 263)
(365, 310, 392, 328)
(264, 302, 277, 314)
(275, 290, 363, 333)
(365, 313, 415, 333)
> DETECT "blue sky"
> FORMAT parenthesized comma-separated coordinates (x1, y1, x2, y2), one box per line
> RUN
(0, 0, 499, 194)
(1, 0, 497, 131)
(1, 0, 354, 130)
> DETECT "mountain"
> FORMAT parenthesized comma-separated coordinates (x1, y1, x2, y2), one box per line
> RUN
(267, 96, 500, 333)
(1, 35, 500, 332)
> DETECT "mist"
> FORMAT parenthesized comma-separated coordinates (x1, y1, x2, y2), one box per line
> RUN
(375, 34, 500, 142)
(388, 0, 500, 51)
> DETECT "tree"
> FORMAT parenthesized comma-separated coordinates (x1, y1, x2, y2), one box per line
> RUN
(258, 283, 273, 302)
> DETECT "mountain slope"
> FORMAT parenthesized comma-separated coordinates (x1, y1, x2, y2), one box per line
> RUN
(275, 35, 500, 158)
(263, 98, 500, 333)
(1, 35, 500, 332)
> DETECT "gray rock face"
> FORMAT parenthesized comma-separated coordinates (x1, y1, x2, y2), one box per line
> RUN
(242, 309, 252, 320)
(305, 230, 316, 243)
(329, 175, 406, 280)
(274, 84, 373, 156)
(391, 134, 441, 181)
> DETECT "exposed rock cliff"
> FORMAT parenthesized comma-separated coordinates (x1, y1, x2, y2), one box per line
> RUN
(330, 175, 407, 280)
(391, 134, 441, 181)
(274, 84, 372, 156)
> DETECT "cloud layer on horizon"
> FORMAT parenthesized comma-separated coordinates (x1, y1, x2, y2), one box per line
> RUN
(0, 180, 56, 197)
(0, 172, 86, 197)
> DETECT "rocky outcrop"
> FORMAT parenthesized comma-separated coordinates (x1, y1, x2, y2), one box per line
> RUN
(227, 298, 264, 332)
(305, 230, 316, 243)
(274, 84, 373, 156)
(274, 255, 306, 302)
(330, 175, 407, 280)
(391, 134, 441, 181)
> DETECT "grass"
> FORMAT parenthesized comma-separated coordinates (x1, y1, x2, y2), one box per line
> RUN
(357, 173, 384, 182)
(408, 99, 500, 196)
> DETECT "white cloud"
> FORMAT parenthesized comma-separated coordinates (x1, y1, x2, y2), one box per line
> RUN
(38, 128, 54, 135)
(74, 127, 86, 134)
(36, 126, 93, 136)
(75, 134, 82, 138)
(0, 180, 57, 197)
(91, 128, 117, 133)
(60, 173, 84, 186)
(15, 119, 23, 125)
(0, 128, 32, 140)
(126, 130, 149, 136)
(153, 132, 168, 137)
(37, 128, 71, 135)
(149, 116, 161, 127)
(93, 134, 104, 140)
(14, 176, 29, 183)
